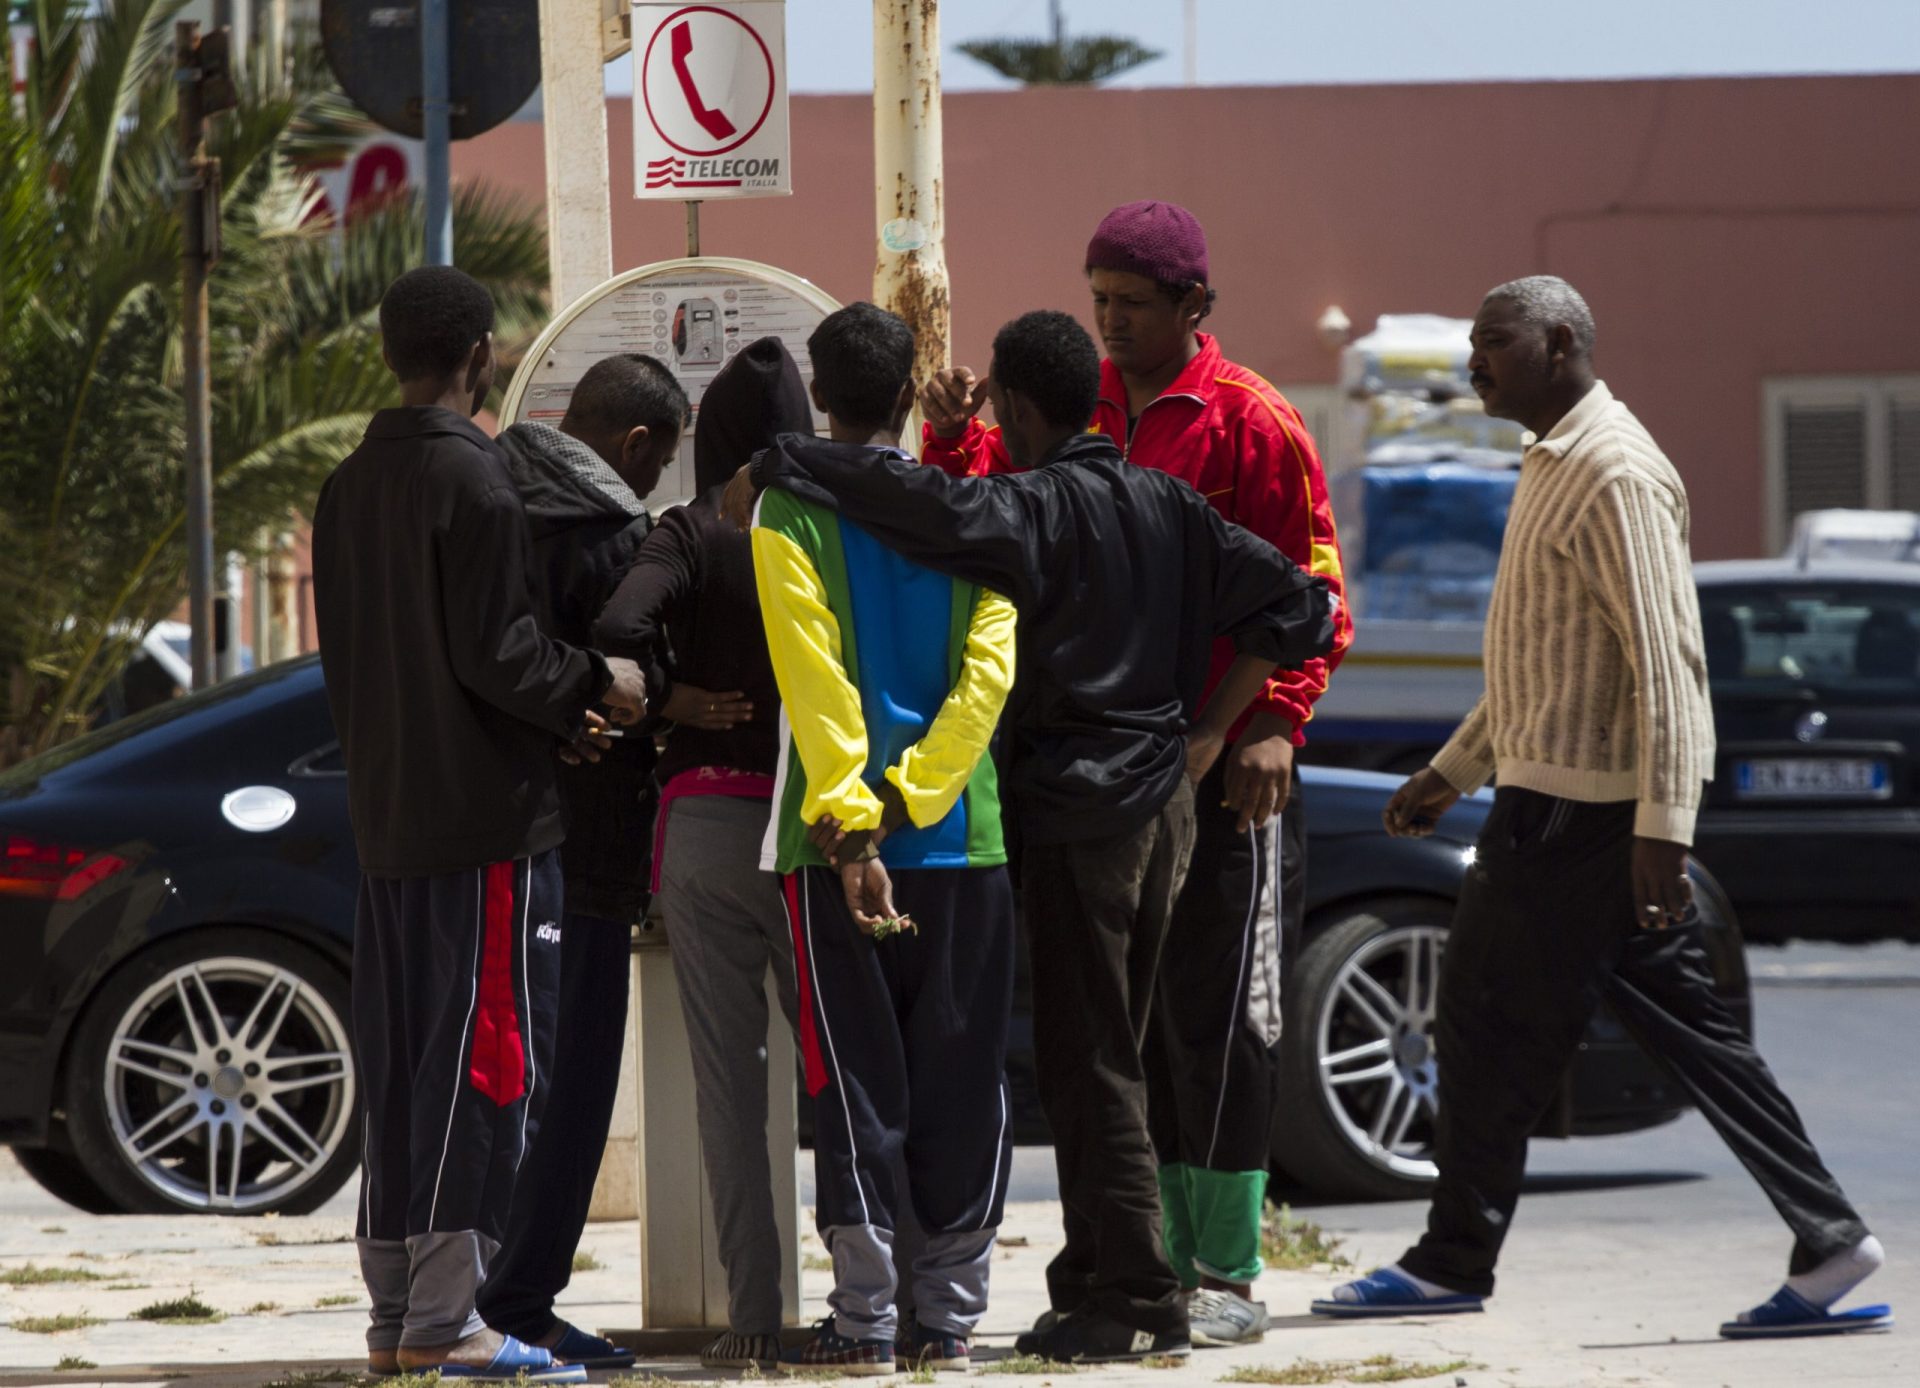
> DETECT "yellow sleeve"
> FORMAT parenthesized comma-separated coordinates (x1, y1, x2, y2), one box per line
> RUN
(750, 524, 885, 832)
(884, 589, 1017, 828)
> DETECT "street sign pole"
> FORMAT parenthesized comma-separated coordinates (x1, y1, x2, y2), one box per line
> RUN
(538, 0, 613, 308)
(871, 0, 948, 383)
(421, 0, 452, 263)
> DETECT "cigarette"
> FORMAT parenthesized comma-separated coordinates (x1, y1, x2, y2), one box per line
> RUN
(594, 728, 625, 738)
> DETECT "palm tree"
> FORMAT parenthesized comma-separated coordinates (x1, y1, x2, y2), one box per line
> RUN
(958, 0, 1162, 86)
(0, 0, 551, 765)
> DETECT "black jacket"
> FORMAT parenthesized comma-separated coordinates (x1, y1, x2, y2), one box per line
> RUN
(593, 336, 813, 784)
(752, 430, 1336, 845)
(312, 407, 610, 876)
(496, 421, 656, 922)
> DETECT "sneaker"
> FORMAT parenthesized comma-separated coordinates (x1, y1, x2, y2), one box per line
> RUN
(1018, 1306, 1190, 1364)
(909, 1327, 971, 1372)
(702, 1330, 783, 1370)
(1011, 1309, 1062, 1356)
(1188, 1289, 1269, 1347)
(781, 1318, 896, 1376)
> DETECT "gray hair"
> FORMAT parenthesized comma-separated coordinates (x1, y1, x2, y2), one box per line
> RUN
(1484, 275, 1596, 355)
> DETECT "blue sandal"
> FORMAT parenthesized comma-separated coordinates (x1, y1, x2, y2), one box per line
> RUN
(435, 1335, 589, 1381)
(1310, 1266, 1485, 1318)
(1720, 1285, 1892, 1339)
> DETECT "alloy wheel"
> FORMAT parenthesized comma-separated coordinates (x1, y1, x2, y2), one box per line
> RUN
(1314, 923, 1445, 1181)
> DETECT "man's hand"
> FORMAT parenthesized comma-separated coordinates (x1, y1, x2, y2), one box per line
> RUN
(558, 709, 614, 766)
(807, 814, 849, 865)
(662, 684, 754, 730)
(1222, 713, 1295, 832)
(1383, 767, 1463, 838)
(602, 657, 648, 725)
(920, 367, 989, 439)
(1632, 837, 1694, 929)
(840, 858, 907, 935)
(1186, 726, 1226, 787)
(721, 464, 759, 532)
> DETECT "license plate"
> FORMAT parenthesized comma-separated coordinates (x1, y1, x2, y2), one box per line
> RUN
(1735, 757, 1891, 801)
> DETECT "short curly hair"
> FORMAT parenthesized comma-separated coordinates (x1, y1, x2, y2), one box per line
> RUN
(990, 310, 1101, 431)
(807, 302, 915, 430)
(563, 353, 690, 439)
(1156, 278, 1218, 323)
(379, 266, 496, 381)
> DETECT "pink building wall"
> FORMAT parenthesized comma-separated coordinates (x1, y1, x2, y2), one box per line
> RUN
(455, 75, 1920, 562)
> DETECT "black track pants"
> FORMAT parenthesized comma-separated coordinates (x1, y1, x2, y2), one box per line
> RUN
(1400, 789, 1870, 1297)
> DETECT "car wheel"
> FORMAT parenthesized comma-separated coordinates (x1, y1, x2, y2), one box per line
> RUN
(9, 1140, 119, 1214)
(1274, 897, 1449, 1202)
(63, 929, 360, 1215)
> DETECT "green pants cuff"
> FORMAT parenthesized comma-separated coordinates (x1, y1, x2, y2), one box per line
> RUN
(1158, 1163, 1200, 1289)
(1182, 1166, 1268, 1285)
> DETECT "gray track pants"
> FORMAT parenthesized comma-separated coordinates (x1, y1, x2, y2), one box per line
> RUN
(659, 794, 802, 1336)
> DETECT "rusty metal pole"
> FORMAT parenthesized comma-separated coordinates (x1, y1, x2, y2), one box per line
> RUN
(177, 22, 216, 689)
(871, 0, 948, 386)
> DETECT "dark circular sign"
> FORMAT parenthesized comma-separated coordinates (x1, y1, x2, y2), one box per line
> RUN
(320, 0, 542, 141)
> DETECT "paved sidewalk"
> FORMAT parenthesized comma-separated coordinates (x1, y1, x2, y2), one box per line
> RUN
(0, 1157, 1907, 1388)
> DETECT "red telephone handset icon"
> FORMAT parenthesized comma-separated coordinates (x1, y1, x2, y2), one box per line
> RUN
(671, 20, 738, 142)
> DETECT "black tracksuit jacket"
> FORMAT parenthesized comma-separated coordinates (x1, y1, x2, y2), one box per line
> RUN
(312, 407, 610, 877)
(751, 430, 1337, 845)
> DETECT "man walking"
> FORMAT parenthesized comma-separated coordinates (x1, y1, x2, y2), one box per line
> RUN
(1314, 276, 1888, 1339)
(728, 309, 1337, 1362)
(312, 267, 647, 1379)
(919, 202, 1351, 1344)
(476, 353, 689, 1368)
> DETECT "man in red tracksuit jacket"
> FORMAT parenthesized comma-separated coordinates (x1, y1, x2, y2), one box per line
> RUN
(919, 200, 1353, 1347)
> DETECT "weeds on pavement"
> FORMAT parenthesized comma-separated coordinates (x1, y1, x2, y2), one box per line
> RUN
(906, 1364, 937, 1385)
(1221, 1356, 1479, 1385)
(131, 1290, 224, 1324)
(55, 1357, 96, 1371)
(803, 1254, 834, 1271)
(1140, 1355, 1187, 1369)
(608, 1373, 681, 1388)
(105, 1282, 148, 1291)
(980, 1354, 1076, 1374)
(246, 1301, 283, 1314)
(1259, 1203, 1352, 1271)
(572, 1250, 606, 1273)
(316, 1293, 360, 1307)
(0, 1264, 106, 1285)
(10, 1313, 105, 1334)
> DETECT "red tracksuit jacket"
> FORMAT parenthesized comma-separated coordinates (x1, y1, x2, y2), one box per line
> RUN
(922, 333, 1352, 744)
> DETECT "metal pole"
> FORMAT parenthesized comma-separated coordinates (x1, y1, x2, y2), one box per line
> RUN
(421, 0, 453, 264)
(871, 1, 949, 386)
(1184, 0, 1199, 85)
(178, 22, 216, 690)
(685, 201, 701, 258)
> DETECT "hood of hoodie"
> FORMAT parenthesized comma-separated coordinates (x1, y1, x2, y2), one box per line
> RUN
(496, 421, 649, 536)
(694, 335, 815, 493)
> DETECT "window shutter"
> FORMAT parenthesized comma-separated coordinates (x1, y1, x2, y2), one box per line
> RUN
(1782, 402, 1869, 517)
(1891, 398, 1920, 513)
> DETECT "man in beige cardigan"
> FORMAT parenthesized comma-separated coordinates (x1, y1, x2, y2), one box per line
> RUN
(1312, 276, 1887, 1339)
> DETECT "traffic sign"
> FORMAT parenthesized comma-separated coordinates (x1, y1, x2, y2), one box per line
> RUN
(319, 0, 540, 141)
(501, 258, 835, 510)
(632, 3, 790, 200)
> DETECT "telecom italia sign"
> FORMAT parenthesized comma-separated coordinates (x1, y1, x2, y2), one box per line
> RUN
(633, 2, 791, 199)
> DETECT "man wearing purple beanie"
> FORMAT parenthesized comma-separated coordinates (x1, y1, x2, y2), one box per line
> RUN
(922, 200, 1353, 1348)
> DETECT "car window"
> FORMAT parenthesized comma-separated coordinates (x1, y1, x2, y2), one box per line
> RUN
(1700, 584, 1920, 700)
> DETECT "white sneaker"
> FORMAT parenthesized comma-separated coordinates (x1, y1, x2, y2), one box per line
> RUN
(1188, 1289, 1270, 1347)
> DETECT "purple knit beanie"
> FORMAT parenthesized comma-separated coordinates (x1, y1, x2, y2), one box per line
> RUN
(1085, 200, 1209, 286)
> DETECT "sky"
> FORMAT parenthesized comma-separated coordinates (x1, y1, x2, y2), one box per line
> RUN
(607, 0, 1920, 95)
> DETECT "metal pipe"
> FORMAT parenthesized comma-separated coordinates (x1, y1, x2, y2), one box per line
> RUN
(871, 1, 949, 387)
(421, 0, 453, 264)
(685, 200, 700, 258)
(538, 0, 614, 307)
(1184, 0, 1199, 85)
(178, 21, 215, 690)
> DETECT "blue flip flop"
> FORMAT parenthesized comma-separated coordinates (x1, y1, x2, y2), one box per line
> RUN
(551, 1322, 638, 1369)
(1310, 1266, 1485, 1318)
(435, 1334, 589, 1381)
(1720, 1285, 1893, 1339)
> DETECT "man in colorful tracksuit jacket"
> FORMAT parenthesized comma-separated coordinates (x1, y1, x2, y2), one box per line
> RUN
(749, 303, 1018, 1375)
(918, 202, 1354, 1341)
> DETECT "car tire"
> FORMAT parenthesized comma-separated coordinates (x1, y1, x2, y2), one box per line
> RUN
(9, 1139, 119, 1215)
(63, 929, 360, 1215)
(1274, 897, 1450, 1202)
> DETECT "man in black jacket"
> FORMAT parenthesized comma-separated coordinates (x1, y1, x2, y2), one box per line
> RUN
(477, 353, 689, 1367)
(726, 310, 1336, 1363)
(311, 267, 647, 1382)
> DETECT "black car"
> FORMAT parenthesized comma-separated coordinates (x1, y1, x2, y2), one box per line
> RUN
(0, 656, 1749, 1214)
(1694, 559, 1920, 942)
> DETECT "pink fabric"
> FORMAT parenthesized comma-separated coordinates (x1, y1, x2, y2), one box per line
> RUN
(650, 766, 776, 893)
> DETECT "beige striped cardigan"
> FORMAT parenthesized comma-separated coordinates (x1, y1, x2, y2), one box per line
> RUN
(1430, 381, 1716, 844)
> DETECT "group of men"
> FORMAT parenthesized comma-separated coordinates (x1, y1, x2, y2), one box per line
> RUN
(309, 197, 1887, 1380)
